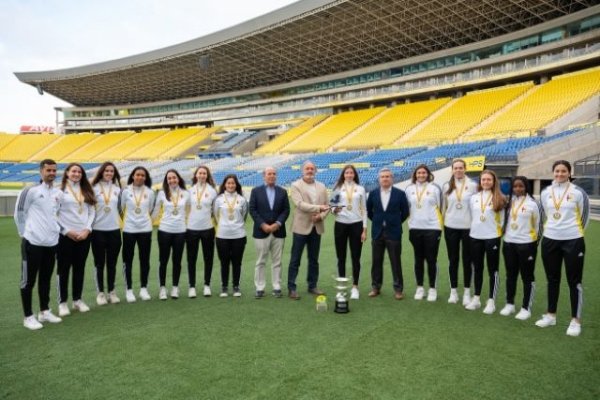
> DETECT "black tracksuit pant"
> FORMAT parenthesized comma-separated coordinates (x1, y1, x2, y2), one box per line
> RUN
(502, 241, 537, 310)
(122, 231, 152, 290)
(470, 237, 500, 300)
(409, 229, 441, 288)
(444, 227, 472, 289)
(91, 229, 121, 293)
(334, 221, 363, 285)
(216, 237, 247, 289)
(186, 228, 215, 287)
(57, 234, 92, 303)
(158, 230, 186, 287)
(20, 239, 56, 317)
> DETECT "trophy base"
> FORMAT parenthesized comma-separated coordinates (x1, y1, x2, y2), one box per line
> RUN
(334, 300, 350, 314)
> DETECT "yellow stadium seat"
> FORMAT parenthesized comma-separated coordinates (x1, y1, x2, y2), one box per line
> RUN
(0, 134, 59, 162)
(64, 131, 135, 162)
(255, 116, 327, 155)
(28, 133, 99, 162)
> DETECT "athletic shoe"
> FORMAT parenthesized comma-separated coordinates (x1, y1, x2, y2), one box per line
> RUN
(566, 320, 581, 337)
(350, 287, 359, 300)
(38, 310, 62, 324)
(73, 300, 90, 313)
(427, 288, 437, 302)
(414, 287, 425, 300)
(465, 296, 481, 311)
(220, 288, 229, 298)
(188, 287, 197, 298)
(159, 287, 168, 301)
(500, 304, 515, 316)
(462, 289, 472, 306)
(233, 287, 242, 297)
(255, 290, 265, 299)
(108, 291, 121, 304)
(170, 287, 179, 299)
(139, 287, 151, 301)
(203, 285, 212, 297)
(535, 314, 557, 328)
(447, 289, 459, 304)
(23, 315, 43, 330)
(58, 302, 71, 317)
(96, 292, 108, 306)
(482, 299, 496, 315)
(126, 290, 136, 303)
(272, 289, 283, 298)
(515, 308, 531, 321)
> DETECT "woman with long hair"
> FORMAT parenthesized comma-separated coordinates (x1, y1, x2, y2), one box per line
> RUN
(406, 164, 443, 302)
(91, 162, 123, 306)
(213, 174, 248, 298)
(57, 163, 97, 317)
(120, 166, 156, 303)
(186, 166, 218, 298)
(500, 176, 541, 320)
(442, 159, 478, 305)
(332, 165, 367, 299)
(536, 160, 589, 336)
(152, 169, 190, 300)
(465, 169, 506, 314)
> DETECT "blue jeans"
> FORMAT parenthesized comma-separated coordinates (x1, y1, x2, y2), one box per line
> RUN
(287, 228, 321, 291)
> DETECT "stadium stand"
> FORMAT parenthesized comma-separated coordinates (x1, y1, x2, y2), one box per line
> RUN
(282, 107, 385, 153)
(474, 66, 600, 138)
(65, 131, 135, 162)
(28, 133, 98, 162)
(254, 115, 327, 155)
(0, 134, 58, 162)
(124, 127, 203, 160)
(333, 99, 451, 150)
(0, 133, 17, 151)
(93, 129, 168, 161)
(160, 127, 219, 159)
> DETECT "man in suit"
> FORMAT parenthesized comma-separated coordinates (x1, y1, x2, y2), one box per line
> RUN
(249, 167, 290, 299)
(287, 161, 330, 300)
(366, 168, 410, 300)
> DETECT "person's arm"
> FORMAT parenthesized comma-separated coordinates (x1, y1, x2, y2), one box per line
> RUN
(318, 185, 330, 221)
(248, 188, 265, 226)
(290, 183, 324, 213)
(276, 188, 290, 227)
(151, 191, 163, 222)
(14, 187, 33, 237)
(400, 191, 410, 224)
(366, 191, 374, 221)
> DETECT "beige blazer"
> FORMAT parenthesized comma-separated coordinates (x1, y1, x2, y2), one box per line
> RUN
(290, 178, 330, 235)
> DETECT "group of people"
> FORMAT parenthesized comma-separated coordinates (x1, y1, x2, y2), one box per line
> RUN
(15, 158, 589, 337)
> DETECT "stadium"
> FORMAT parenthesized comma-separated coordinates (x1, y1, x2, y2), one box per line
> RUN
(2, 0, 600, 398)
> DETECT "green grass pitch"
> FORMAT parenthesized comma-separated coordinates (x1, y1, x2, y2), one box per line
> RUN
(0, 216, 598, 399)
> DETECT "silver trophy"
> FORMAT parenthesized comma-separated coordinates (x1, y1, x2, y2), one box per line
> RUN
(334, 276, 350, 314)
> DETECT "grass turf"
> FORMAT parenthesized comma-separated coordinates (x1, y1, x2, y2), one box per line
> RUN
(0, 216, 598, 399)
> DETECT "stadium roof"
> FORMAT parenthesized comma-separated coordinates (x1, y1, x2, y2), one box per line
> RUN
(15, 0, 600, 107)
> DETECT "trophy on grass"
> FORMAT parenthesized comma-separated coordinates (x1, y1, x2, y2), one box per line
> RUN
(334, 276, 351, 314)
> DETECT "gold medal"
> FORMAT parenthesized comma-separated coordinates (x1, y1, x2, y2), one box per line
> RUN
(479, 191, 492, 223)
(196, 204, 202, 210)
(132, 186, 145, 215)
(455, 203, 463, 210)
(223, 193, 237, 221)
(510, 195, 527, 233)
(553, 212, 561, 220)
(415, 183, 427, 210)
(416, 204, 422, 209)
(104, 206, 111, 213)
(196, 183, 208, 211)
(347, 205, 353, 211)
(228, 214, 235, 221)
(135, 207, 142, 214)
(454, 179, 466, 209)
(511, 223, 518, 230)
(172, 209, 179, 216)
(67, 182, 85, 215)
(99, 182, 113, 214)
(550, 183, 569, 222)
(344, 183, 355, 213)
(480, 215, 486, 222)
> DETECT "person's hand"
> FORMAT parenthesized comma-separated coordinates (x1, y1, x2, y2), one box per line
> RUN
(261, 223, 272, 234)
(270, 223, 280, 232)
(333, 206, 342, 214)
(319, 205, 329, 212)
(361, 230, 367, 243)
(77, 229, 91, 241)
(66, 231, 79, 241)
(311, 213, 321, 223)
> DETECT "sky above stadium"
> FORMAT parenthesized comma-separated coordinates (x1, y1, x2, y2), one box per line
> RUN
(0, 0, 297, 133)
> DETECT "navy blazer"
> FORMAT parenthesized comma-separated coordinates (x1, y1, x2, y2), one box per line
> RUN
(249, 185, 290, 239)
(366, 187, 409, 241)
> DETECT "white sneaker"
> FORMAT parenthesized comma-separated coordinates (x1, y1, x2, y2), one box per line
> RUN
(108, 291, 121, 304)
(126, 290, 136, 303)
(38, 310, 62, 323)
(350, 287, 359, 300)
(58, 302, 71, 317)
(188, 287, 197, 298)
(23, 315, 43, 330)
(535, 314, 557, 328)
(566, 320, 581, 337)
(73, 300, 90, 313)
(427, 288, 437, 302)
(96, 292, 108, 306)
(447, 289, 459, 304)
(159, 286, 168, 300)
(414, 286, 425, 300)
(500, 304, 515, 316)
(170, 287, 180, 299)
(203, 285, 212, 297)
(515, 308, 531, 321)
(233, 287, 242, 297)
(483, 299, 496, 315)
(462, 289, 472, 306)
(220, 289, 229, 298)
(139, 287, 151, 301)
(465, 296, 481, 311)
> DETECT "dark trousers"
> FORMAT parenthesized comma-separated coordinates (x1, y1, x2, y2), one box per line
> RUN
(158, 230, 186, 287)
(503, 241, 537, 310)
(91, 229, 121, 293)
(409, 229, 441, 288)
(471, 237, 500, 299)
(20, 239, 56, 317)
(186, 228, 215, 287)
(334, 221, 363, 285)
(287, 228, 321, 291)
(444, 227, 472, 289)
(122, 231, 152, 290)
(371, 231, 404, 293)
(57, 234, 91, 303)
(541, 237, 585, 318)
(216, 237, 246, 289)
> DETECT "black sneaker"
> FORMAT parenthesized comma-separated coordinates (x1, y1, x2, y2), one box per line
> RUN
(272, 289, 282, 298)
(255, 290, 265, 299)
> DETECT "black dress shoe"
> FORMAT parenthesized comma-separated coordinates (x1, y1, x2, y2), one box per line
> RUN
(308, 288, 325, 295)
(255, 290, 265, 299)
(288, 290, 301, 300)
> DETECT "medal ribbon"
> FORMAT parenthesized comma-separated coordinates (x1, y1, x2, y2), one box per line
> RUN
(480, 191, 493, 218)
(133, 186, 145, 210)
(345, 183, 354, 209)
(196, 183, 207, 207)
(416, 183, 428, 208)
(550, 182, 570, 215)
(99, 182, 112, 207)
(455, 179, 466, 204)
(511, 196, 527, 223)
(67, 182, 84, 211)
(223, 193, 237, 216)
